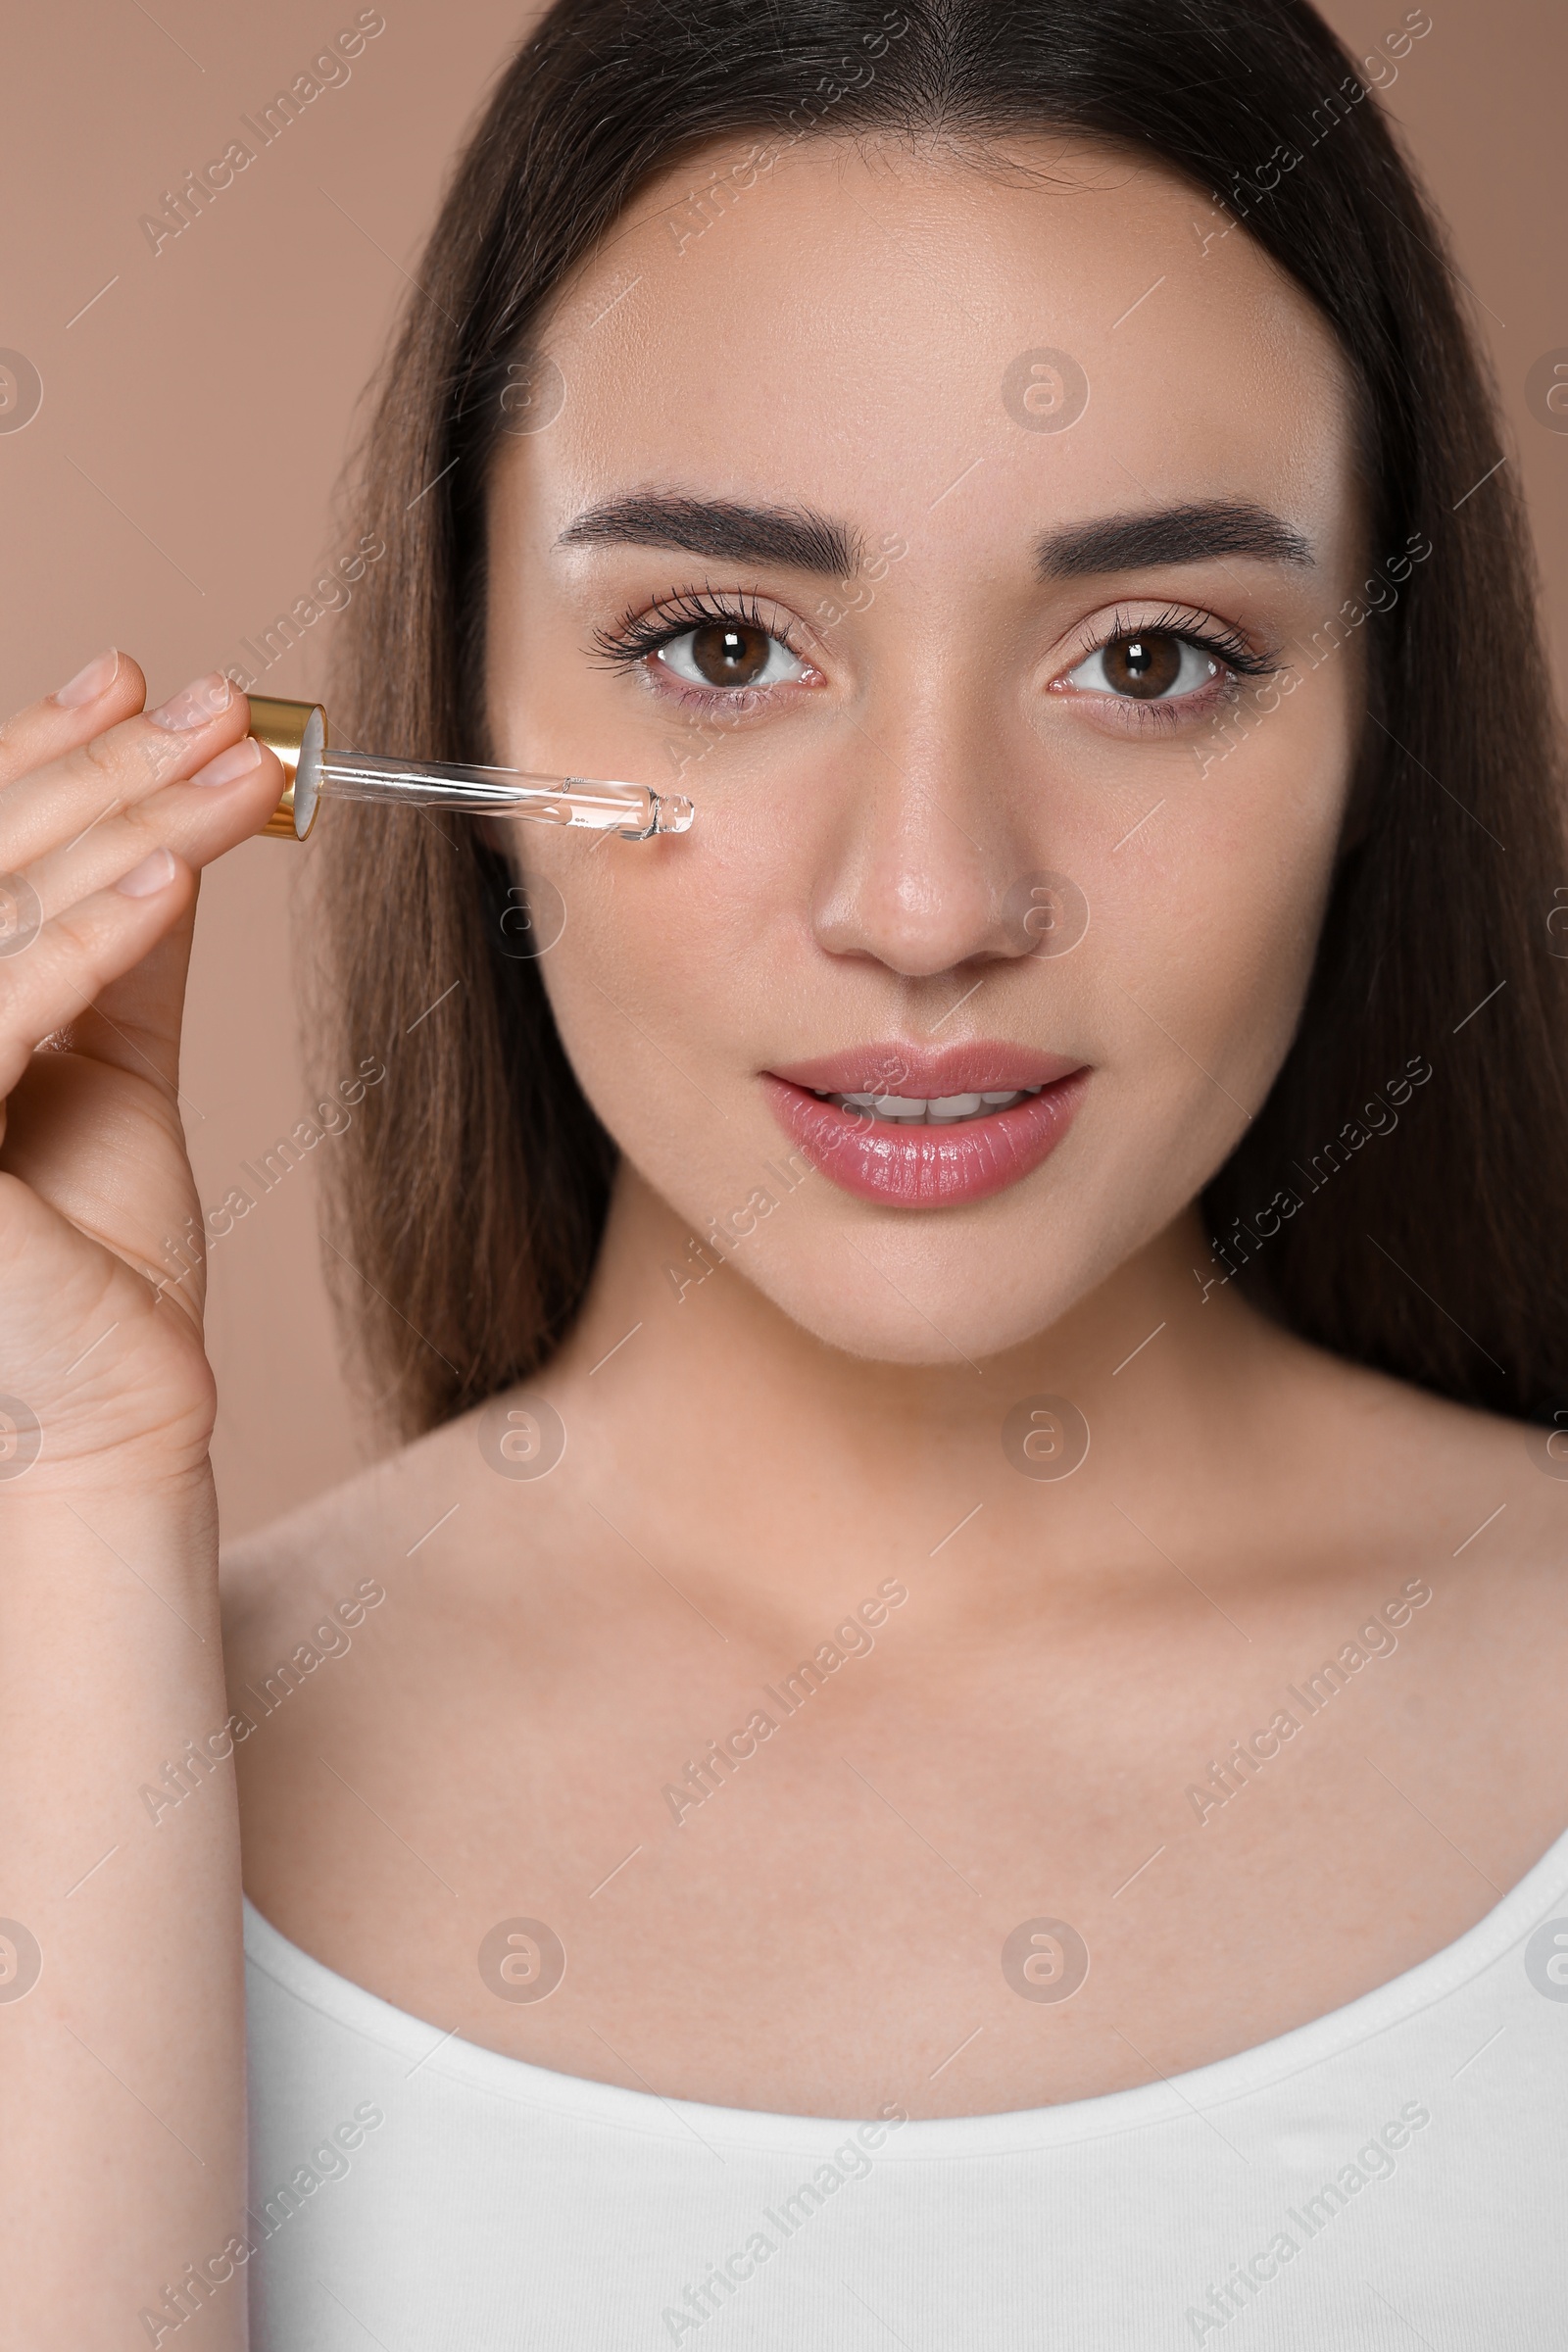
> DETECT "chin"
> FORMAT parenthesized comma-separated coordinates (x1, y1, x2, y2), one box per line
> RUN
(735, 1228, 1101, 1370)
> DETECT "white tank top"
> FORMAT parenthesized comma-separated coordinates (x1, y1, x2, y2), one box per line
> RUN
(238, 1832, 1568, 2348)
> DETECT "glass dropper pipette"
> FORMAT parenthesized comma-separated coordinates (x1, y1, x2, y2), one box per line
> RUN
(247, 695, 694, 844)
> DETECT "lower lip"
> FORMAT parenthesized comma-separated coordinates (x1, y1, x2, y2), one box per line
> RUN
(760, 1071, 1090, 1208)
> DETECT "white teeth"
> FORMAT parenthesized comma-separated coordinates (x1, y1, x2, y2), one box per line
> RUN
(819, 1084, 1045, 1126)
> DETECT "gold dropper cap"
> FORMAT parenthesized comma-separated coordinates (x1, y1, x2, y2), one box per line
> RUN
(250, 695, 327, 839)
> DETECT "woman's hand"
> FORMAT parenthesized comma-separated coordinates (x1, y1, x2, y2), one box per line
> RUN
(0, 649, 285, 1494)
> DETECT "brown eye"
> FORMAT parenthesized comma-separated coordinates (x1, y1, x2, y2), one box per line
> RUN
(1062, 626, 1221, 706)
(652, 612, 806, 693)
(1102, 632, 1185, 699)
(687, 623, 773, 686)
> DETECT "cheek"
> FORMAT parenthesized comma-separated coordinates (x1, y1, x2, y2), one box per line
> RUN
(1050, 678, 1355, 1220)
(520, 810, 806, 1206)
(1117, 687, 1352, 1058)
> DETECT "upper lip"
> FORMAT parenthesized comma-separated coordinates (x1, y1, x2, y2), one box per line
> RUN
(765, 1041, 1086, 1096)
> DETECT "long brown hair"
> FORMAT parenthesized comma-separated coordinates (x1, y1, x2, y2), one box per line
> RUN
(316, 0, 1568, 1439)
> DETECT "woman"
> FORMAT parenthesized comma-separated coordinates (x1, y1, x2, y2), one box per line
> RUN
(6, 0, 1566, 2340)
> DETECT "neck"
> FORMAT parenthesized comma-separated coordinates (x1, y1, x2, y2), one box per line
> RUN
(548, 1162, 1293, 1639)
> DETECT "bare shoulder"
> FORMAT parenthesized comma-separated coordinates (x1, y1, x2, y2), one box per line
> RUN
(219, 1409, 481, 1663)
(221, 1453, 383, 1654)
(1262, 1331, 1568, 1637)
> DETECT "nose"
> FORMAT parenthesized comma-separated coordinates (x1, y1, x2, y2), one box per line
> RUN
(808, 685, 1051, 980)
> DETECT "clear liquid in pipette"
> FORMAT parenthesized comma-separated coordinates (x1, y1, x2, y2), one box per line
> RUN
(292, 724, 693, 842)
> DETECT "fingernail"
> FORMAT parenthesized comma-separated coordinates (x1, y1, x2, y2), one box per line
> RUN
(117, 847, 177, 899)
(53, 648, 121, 708)
(147, 671, 232, 731)
(191, 736, 263, 788)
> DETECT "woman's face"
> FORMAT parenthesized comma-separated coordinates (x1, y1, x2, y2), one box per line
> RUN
(484, 133, 1365, 1363)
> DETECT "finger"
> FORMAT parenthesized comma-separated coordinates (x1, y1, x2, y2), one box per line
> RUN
(19, 730, 285, 930)
(0, 847, 197, 1104)
(0, 648, 147, 792)
(0, 668, 259, 871)
(66, 889, 201, 1101)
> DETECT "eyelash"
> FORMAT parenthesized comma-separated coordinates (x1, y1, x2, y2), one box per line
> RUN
(1049, 604, 1284, 736)
(589, 590, 1282, 719)
(1078, 603, 1280, 683)
(591, 587, 807, 674)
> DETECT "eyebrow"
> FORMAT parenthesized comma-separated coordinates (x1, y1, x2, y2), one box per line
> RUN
(555, 490, 1312, 584)
(1035, 501, 1314, 578)
(556, 491, 858, 577)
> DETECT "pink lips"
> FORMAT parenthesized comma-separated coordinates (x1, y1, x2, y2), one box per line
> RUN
(761, 1042, 1089, 1209)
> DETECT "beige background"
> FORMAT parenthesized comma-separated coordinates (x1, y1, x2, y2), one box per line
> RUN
(3, 0, 1563, 1538)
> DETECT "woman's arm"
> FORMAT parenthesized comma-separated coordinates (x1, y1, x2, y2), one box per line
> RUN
(4, 1479, 246, 2347)
(0, 653, 285, 2348)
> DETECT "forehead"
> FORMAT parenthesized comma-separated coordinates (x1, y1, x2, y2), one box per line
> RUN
(515, 134, 1358, 553)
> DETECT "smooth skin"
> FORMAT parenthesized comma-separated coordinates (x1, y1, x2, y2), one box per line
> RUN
(227, 139, 1568, 2115)
(0, 659, 283, 2345)
(3, 133, 1563, 2342)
